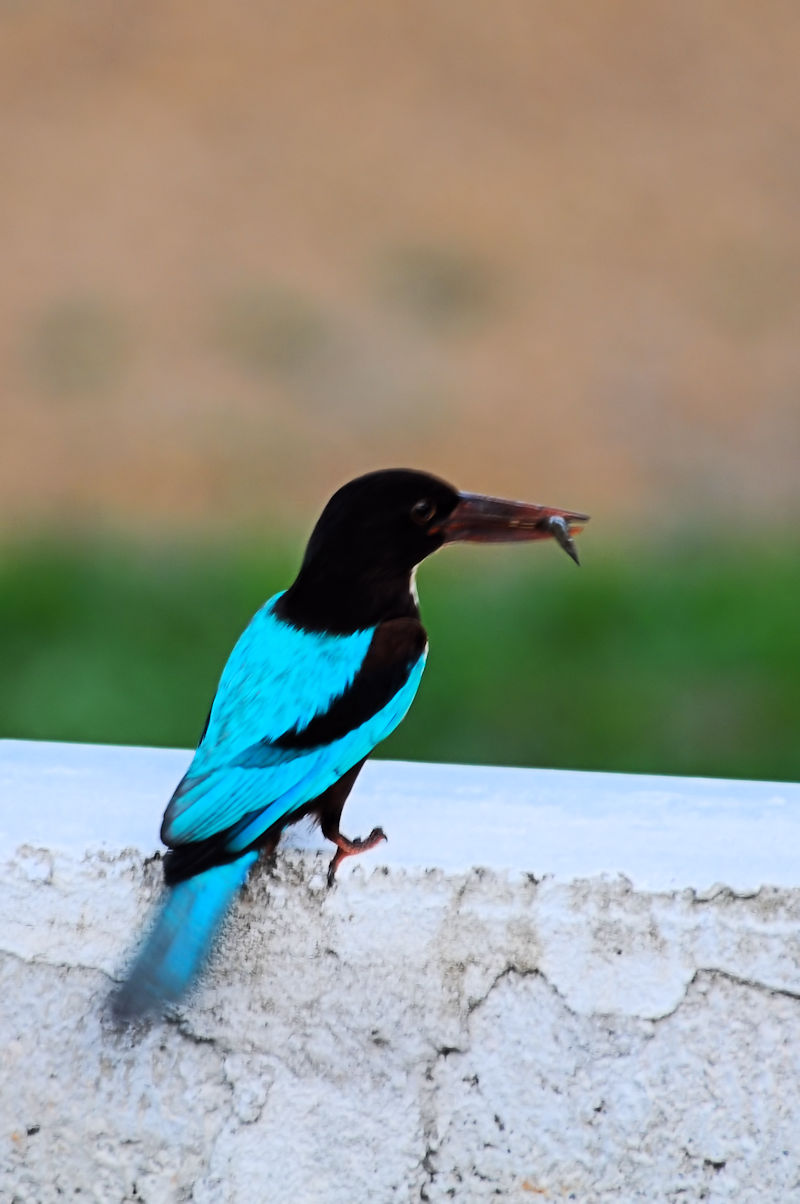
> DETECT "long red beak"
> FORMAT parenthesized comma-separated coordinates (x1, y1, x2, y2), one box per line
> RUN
(436, 492, 590, 564)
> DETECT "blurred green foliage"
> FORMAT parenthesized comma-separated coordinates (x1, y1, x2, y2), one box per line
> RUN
(1, 533, 798, 782)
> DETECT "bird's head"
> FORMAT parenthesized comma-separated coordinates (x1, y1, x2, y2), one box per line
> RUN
(301, 469, 461, 580)
(282, 468, 589, 631)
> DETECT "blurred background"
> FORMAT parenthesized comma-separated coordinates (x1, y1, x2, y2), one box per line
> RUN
(2, 1, 799, 781)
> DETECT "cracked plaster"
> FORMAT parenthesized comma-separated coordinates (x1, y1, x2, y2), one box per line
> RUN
(2, 740, 800, 1202)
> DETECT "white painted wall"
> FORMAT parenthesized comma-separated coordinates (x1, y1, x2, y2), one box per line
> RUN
(2, 739, 799, 1202)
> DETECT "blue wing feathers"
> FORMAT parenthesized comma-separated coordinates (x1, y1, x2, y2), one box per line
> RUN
(194, 592, 375, 763)
(225, 653, 427, 852)
(161, 598, 427, 850)
(162, 651, 426, 848)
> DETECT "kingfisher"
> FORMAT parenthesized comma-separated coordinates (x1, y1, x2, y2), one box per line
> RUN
(111, 469, 588, 1022)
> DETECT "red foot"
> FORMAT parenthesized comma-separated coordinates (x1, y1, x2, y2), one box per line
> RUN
(327, 827, 387, 887)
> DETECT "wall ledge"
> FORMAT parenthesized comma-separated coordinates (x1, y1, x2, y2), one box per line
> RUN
(2, 739, 799, 1202)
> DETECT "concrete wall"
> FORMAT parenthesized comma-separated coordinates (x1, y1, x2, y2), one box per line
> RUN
(2, 739, 800, 1203)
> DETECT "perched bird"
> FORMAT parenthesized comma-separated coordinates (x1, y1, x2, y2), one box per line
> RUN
(111, 469, 587, 1022)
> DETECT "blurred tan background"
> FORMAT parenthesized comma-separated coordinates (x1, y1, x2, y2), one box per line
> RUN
(3, 0, 799, 534)
(3, 1, 799, 780)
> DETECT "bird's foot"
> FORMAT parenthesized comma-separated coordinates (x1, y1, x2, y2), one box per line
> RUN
(326, 827, 387, 887)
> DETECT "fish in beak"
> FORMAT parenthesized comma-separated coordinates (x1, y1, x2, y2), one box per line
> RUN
(436, 493, 590, 565)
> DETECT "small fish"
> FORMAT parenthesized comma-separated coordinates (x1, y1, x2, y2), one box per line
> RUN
(543, 514, 581, 565)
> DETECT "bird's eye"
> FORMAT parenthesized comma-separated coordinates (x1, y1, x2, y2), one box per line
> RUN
(410, 498, 437, 524)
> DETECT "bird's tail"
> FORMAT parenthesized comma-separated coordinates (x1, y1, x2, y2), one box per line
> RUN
(111, 851, 257, 1023)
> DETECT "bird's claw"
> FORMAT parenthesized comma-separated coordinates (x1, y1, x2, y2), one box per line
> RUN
(364, 826, 387, 847)
(326, 827, 388, 887)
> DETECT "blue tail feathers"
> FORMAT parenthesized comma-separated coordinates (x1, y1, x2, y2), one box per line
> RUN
(111, 851, 257, 1023)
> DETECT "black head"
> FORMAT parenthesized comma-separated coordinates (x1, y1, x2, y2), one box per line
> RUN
(277, 469, 460, 631)
(277, 467, 589, 632)
(305, 469, 459, 577)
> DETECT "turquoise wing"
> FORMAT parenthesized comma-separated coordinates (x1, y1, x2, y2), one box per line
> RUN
(161, 597, 427, 850)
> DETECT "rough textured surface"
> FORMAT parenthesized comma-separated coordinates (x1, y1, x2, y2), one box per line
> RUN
(2, 740, 800, 1202)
